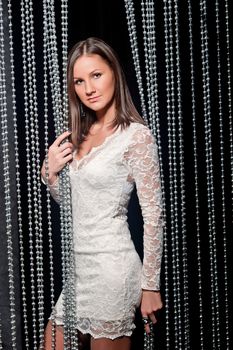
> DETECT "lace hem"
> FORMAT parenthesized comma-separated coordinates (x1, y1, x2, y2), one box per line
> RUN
(51, 315, 136, 339)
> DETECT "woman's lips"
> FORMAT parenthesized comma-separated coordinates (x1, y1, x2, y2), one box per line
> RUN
(88, 96, 101, 102)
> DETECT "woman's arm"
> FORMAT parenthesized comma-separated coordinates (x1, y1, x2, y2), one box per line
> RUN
(123, 124, 164, 331)
(41, 130, 73, 202)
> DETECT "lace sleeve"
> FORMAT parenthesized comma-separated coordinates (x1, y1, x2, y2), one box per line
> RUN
(123, 125, 164, 290)
(41, 176, 60, 204)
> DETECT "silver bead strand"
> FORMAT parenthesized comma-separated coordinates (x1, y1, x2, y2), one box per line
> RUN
(45, 0, 78, 347)
(224, 0, 233, 219)
(141, 0, 152, 130)
(224, 0, 233, 345)
(140, 4, 155, 350)
(20, 0, 38, 347)
(164, 1, 182, 348)
(143, 322, 154, 350)
(200, 1, 220, 347)
(187, 1, 204, 348)
(142, 2, 169, 350)
(174, 1, 190, 348)
(42, 1, 56, 348)
(215, 1, 230, 348)
(45, 0, 63, 136)
(163, 1, 173, 347)
(125, 1, 167, 348)
(142, 2, 168, 349)
(167, 1, 182, 337)
(124, 0, 148, 124)
(7, 0, 30, 347)
(127, 2, 168, 348)
(169, 0, 183, 343)
(44, 1, 71, 346)
(61, 0, 79, 346)
(141, 0, 157, 131)
(0, 1, 17, 347)
(61, 0, 68, 120)
(0, 315, 2, 350)
(146, 0, 159, 139)
(61, 170, 78, 349)
(169, 0, 183, 344)
(58, 132, 77, 348)
(26, 0, 45, 344)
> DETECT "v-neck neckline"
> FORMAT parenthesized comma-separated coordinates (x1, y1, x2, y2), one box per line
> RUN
(74, 126, 121, 164)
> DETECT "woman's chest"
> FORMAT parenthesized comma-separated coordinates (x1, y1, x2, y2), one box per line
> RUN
(70, 141, 130, 189)
(76, 128, 118, 161)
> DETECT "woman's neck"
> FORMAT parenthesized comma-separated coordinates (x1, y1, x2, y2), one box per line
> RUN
(95, 102, 116, 126)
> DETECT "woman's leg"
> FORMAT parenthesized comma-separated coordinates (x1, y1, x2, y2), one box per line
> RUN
(44, 320, 64, 350)
(91, 336, 131, 350)
(43, 320, 90, 350)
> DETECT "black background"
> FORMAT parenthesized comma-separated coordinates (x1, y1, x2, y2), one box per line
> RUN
(8, 0, 233, 349)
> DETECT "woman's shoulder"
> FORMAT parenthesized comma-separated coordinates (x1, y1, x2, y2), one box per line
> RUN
(119, 122, 156, 151)
(124, 121, 149, 133)
(126, 122, 155, 140)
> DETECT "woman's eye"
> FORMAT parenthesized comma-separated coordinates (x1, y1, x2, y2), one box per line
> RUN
(74, 79, 82, 85)
(93, 73, 102, 79)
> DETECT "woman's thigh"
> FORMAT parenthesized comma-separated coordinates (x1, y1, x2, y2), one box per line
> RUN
(43, 321, 90, 350)
(91, 336, 131, 350)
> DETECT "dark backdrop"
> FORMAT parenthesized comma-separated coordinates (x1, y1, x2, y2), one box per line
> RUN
(5, 0, 233, 349)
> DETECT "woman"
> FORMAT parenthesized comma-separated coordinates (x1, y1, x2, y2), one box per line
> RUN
(41, 37, 164, 350)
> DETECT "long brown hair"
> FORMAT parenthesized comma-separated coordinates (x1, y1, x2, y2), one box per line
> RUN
(67, 37, 145, 149)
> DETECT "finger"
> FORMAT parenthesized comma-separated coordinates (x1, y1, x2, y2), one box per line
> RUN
(53, 152, 73, 168)
(57, 154, 73, 168)
(63, 154, 73, 163)
(61, 148, 73, 158)
(50, 143, 72, 157)
(53, 131, 72, 147)
(59, 143, 73, 153)
(144, 323, 150, 334)
(149, 312, 157, 324)
(142, 315, 151, 334)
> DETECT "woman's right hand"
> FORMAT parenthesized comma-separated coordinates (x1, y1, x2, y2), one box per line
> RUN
(41, 130, 73, 185)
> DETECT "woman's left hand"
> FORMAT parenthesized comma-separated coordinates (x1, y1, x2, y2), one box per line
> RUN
(141, 290, 163, 334)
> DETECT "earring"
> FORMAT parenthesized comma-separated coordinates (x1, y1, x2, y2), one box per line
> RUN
(80, 103, 86, 118)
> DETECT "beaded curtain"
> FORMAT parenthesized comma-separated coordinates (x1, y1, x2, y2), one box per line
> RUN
(0, 0, 232, 349)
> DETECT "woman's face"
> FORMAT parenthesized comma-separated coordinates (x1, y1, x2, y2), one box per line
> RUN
(73, 54, 116, 116)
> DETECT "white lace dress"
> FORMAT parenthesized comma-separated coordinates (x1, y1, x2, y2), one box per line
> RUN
(47, 122, 164, 339)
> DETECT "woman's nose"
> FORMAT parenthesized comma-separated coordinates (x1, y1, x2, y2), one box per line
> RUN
(85, 81, 96, 95)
